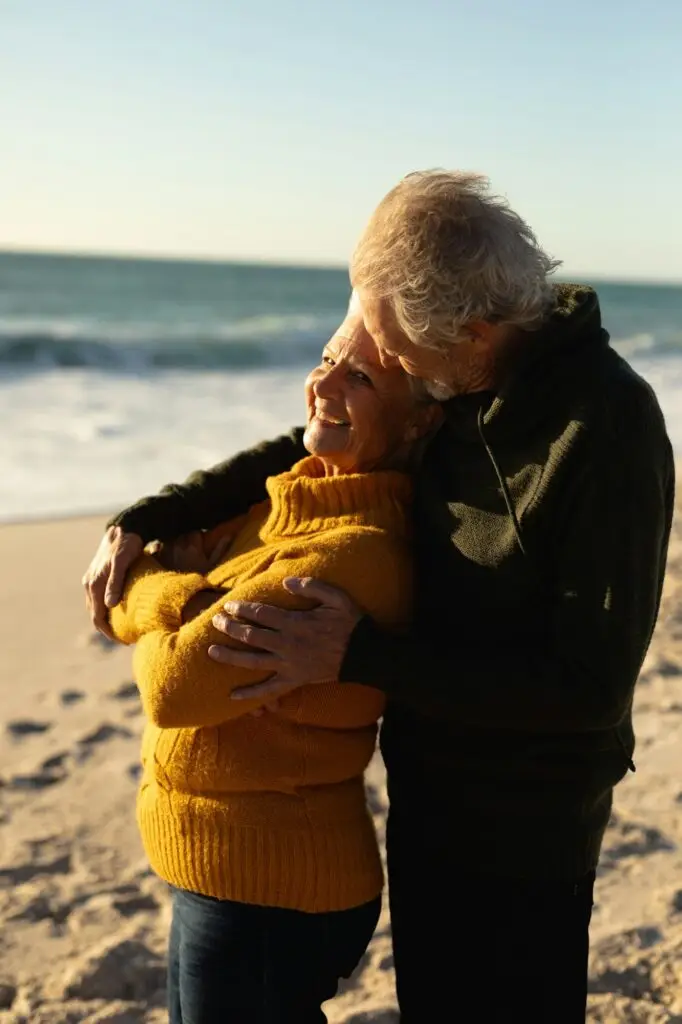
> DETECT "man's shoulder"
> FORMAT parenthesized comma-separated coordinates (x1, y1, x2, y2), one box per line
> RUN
(584, 346, 669, 445)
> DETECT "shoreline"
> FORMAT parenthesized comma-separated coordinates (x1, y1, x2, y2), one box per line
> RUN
(2, 456, 681, 531)
(0, 508, 116, 530)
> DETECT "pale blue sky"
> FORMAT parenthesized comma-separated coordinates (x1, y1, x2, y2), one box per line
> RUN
(2, 0, 681, 280)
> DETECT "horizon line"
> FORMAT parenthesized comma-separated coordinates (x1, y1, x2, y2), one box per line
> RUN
(1, 244, 681, 288)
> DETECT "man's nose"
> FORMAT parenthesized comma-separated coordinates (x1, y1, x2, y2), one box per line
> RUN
(378, 347, 393, 369)
(377, 345, 402, 370)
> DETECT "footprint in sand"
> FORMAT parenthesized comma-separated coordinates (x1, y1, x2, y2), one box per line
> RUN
(44, 934, 166, 1002)
(109, 681, 142, 718)
(0, 983, 16, 1010)
(601, 813, 676, 871)
(656, 658, 681, 677)
(112, 892, 159, 917)
(670, 890, 682, 914)
(6, 720, 52, 739)
(6, 890, 71, 929)
(6, 751, 71, 792)
(5, 724, 135, 792)
(7, 771, 63, 792)
(59, 689, 85, 707)
(108, 681, 138, 701)
(74, 724, 134, 764)
(0, 847, 71, 888)
(78, 630, 117, 652)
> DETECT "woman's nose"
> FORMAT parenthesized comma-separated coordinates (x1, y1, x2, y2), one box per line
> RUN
(313, 366, 342, 399)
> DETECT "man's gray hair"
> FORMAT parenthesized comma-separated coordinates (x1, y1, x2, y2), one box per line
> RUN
(351, 170, 561, 350)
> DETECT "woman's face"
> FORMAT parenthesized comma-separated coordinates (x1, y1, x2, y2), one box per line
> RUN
(303, 309, 434, 474)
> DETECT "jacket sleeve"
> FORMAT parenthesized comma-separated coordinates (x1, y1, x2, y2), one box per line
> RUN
(340, 406, 675, 733)
(107, 428, 307, 543)
(118, 532, 410, 729)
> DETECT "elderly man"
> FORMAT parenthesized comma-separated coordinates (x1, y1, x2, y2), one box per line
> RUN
(84, 172, 674, 1023)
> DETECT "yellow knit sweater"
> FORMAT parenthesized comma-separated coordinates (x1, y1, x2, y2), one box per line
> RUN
(109, 456, 413, 913)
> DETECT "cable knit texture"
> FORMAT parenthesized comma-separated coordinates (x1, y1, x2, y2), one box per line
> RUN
(109, 456, 412, 912)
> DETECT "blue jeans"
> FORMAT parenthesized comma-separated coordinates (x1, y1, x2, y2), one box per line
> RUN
(167, 887, 381, 1024)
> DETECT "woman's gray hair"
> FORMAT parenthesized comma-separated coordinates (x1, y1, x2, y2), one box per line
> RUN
(351, 170, 561, 350)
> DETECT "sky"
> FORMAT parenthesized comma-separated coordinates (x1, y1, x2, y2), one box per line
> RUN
(1, 0, 681, 281)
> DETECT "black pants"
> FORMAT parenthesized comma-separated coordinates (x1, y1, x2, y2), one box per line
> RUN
(387, 811, 595, 1023)
(167, 886, 381, 1024)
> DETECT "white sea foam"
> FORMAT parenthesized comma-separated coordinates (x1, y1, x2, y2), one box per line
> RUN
(1, 357, 680, 524)
(1, 368, 304, 522)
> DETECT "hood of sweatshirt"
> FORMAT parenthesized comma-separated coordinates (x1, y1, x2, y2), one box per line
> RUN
(442, 284, 610, 447)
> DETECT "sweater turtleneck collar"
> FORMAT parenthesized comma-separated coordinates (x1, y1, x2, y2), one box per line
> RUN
(261, 456, 412, 541)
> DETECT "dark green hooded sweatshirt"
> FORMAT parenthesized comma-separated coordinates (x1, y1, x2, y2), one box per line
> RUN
(111, 285, 675, 878)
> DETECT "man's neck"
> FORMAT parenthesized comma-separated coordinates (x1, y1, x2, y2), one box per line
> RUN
(445, 325, 527, 396)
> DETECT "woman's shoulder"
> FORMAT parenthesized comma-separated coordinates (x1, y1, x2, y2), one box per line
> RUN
(277, 524, 413, 599)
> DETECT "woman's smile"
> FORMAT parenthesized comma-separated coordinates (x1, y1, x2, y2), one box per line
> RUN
(313, 408, 350, 428)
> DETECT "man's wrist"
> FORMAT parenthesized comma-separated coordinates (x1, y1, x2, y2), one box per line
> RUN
(338, 616, 385, 686)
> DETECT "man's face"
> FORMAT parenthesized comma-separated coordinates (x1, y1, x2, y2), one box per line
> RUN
(355, 288, 496, 398)
(353, 289, 452, 383)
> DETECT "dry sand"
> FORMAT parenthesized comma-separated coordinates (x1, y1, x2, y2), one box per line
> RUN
(0, 499, 681, 1024)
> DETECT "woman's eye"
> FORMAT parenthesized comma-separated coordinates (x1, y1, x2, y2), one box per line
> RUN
(351, 371, 372, 385)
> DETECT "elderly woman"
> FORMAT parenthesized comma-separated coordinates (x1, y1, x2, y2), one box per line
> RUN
(107, 311, 438, 1023)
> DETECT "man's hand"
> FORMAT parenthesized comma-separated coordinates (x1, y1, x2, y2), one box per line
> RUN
(152, 531, 233, 575)
(209, 578, 362, 702)
(82, 526, 144, 639)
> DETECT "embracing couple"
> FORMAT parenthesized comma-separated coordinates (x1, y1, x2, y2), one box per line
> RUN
(84, 171, 674, 1024)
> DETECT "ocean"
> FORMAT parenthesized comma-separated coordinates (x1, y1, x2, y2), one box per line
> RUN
(2, 251, 681, 523)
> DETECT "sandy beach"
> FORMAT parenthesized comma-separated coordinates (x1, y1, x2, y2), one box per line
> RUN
(0, 497, 681, 1024)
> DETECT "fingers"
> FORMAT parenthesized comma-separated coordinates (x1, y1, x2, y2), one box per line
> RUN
(90, 576, 116, 640)
(282, 577, 352, 609)
(231, 678, 293, 701)
(220, 600, 295, 631)
(104, 561, 125, 608)
(211, 615, 284, 653)
(105, 531, 144, 607)
(207, 645, 280, 670)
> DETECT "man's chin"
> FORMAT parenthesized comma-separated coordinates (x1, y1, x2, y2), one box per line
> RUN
(424, 379, 456, 401)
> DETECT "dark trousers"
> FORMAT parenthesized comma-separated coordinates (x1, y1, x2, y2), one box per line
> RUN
(167, 886, 381, 1024)
(386, 811, 595, 1023)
